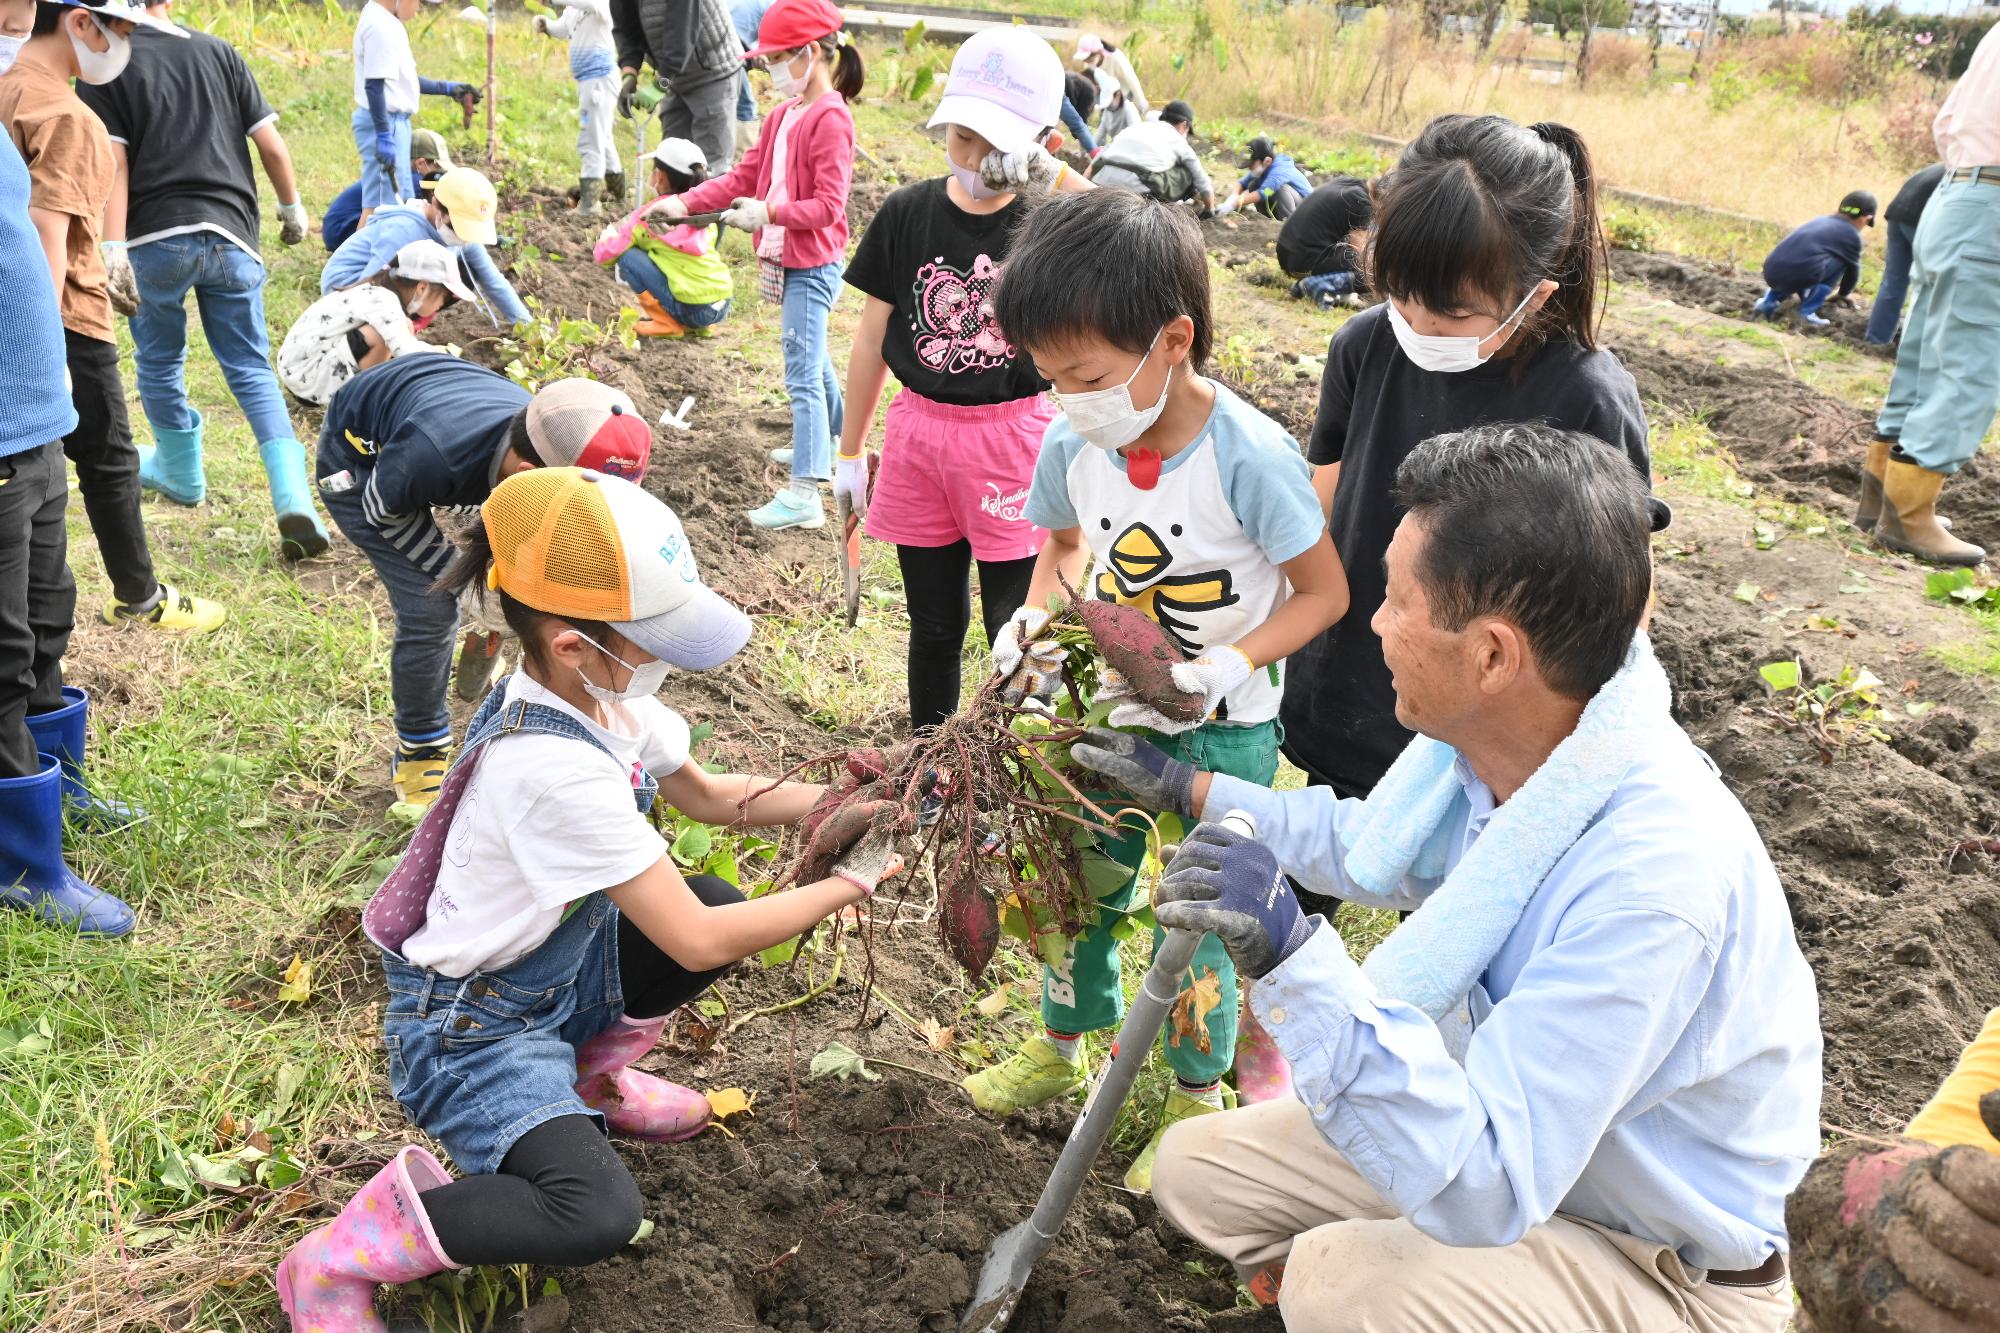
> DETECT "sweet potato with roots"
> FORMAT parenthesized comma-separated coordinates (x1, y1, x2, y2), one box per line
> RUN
(940, 863, 1001, 978)
(1065, 577, 1207, 724)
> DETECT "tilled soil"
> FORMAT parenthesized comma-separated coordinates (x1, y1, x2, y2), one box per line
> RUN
(1610, 248, 1885, 350)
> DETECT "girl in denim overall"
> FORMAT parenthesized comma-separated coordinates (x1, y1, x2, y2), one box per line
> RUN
(272, 467, 901, 1331)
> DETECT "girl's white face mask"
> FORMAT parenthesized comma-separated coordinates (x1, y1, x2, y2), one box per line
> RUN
(572, 634, 671, 705)
(768, 45, 813, 97)
(70, 14, 132, 86)
(1054, 329, 1173, 452)
(1386, 286, 1541, 374)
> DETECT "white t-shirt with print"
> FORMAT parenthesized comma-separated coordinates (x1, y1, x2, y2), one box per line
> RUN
(399, 672, 691, 977)
(354, 3, 421, 115)
(1025, 380, 1324, 725)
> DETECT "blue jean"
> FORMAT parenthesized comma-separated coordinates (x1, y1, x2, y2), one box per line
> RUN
(320, 484, 456, 747)
(127, 233, 297, 444)
(736, 69, 755, 123)
(1866, 218, 1919, 345)
(351, 107, 413, 208)
(1877, 178, 2000, 474)
(781, 261, 844, 482)
(1059, 98, 1097, 155)
(1299, 271, 1361, 301)
(614, 251, 731, 329)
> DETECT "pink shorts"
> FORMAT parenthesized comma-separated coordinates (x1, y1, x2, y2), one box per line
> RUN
(864, 389, 1054, 562)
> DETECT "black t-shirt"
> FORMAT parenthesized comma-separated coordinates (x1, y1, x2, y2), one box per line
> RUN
(1276, 177, 1373, 276)
(1281, 304, 1653, 796)
(1065, 71, 1096, 115)
(77, 27, 273, 253)
(843, 177, 1047, 406)
(1886, 163, 1946, 227)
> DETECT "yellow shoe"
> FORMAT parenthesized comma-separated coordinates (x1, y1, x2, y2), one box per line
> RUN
(962, 1035, 1084, 1116)
(1123, 1085, 1230, 1194)
(389, 743, 453, 823)
(103, 582, 227, 633)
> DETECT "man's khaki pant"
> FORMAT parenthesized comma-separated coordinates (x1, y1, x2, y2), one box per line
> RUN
(1151, 1100, 1792, 1333)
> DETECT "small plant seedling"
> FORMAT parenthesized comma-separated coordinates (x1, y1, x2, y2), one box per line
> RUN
(1759, 659, 1892, 754)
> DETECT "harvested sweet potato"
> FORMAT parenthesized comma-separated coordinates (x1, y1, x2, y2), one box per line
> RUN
(940, 866, 1000, 978)
(1072, 596, 1207, 723)
(797, 782, 890, 885)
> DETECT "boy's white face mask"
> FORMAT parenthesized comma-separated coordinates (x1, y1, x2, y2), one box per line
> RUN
(1054, 328, 1173, 452)
(0, 34, 27, 76)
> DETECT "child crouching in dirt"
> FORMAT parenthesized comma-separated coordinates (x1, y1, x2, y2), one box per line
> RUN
(970, 189, 1348, 1191)
(277, 240, 474, 407)
(274, 467, 903, 1331)
(841, 27, 1091, 736)
(594, 138, 734, 339)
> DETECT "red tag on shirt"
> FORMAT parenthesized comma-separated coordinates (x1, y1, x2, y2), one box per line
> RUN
(1125, 448, 1162, 490)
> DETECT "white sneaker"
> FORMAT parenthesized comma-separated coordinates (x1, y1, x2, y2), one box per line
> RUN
(747, 490, 824, 530)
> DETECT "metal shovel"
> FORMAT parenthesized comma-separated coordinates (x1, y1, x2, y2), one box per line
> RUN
(960, 812, 1255, 1333)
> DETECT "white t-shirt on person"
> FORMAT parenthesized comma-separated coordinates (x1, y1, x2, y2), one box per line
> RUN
(354, 3, 421, 115)
(399, 672, 691, 978)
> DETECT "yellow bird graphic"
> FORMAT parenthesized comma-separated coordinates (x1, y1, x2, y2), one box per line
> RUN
(1093, 521, 1238, 655)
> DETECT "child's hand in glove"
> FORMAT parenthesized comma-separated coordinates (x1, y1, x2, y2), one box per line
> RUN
(979, 144, 1065, 194)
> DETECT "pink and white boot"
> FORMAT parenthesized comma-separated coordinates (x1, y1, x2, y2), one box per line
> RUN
(573, 1014, 712, 1141)
(275, 1145, 459, 1332)
(1233, 1003, 1295, 1105)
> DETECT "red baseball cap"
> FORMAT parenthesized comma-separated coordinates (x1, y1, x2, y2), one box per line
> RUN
(525, 380, 653, 482)
(746, 0, 843, 58)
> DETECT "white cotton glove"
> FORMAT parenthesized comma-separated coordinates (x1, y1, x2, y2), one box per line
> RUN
(979, 144, 1065, 194)
(100, 241, 138, 316)
(1106, 647, 1255, 733)
(532, 13, 549, 33)
(990, 605, 1050, 680)
(1212, 193, 1240, 217)
(1001, 640, 1068, 708)
(457, 581, 514, 637)
(646, 193, 689, 221)
(833, 451, 869, 512)
(277, 201, 309, 246)
(719, 196, 769, 232)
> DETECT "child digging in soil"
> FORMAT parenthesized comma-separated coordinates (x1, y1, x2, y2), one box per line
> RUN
(593, 138, 733, 339)
(651, 0, 861, 530)
(840, 26, 1091, 735)
(277, 239, 474, 407)
(971, 188, 1348, 1191)
(274, 466, 905, 1332)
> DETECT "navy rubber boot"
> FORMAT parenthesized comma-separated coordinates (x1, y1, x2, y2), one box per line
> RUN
(24, 685, 147, 830)
(0, 755, 136, 936)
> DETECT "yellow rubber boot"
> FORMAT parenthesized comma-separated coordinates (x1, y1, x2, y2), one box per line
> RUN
(103, 582, 227, 634)
(1124, 1084, 1230, 1194)
(1854, 438, 1890, 533)
(1875, 458, 1986, 567)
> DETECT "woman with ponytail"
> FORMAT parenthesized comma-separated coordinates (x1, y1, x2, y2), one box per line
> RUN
(1280, 114, 1666, 803)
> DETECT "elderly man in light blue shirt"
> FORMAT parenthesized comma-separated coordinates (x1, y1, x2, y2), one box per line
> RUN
(1072, 422, 1823, 1332)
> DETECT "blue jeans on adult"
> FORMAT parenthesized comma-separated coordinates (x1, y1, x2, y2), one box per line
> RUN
(351, 108, 413, 208)
(320, 484, 457, 748)
(1865, 218, 1918, 345)
(780, 261, 843, 482)
(1059, 98, 1097, 155)
(614, 252, 731, 329)
(736, 69, 755, 124)
(1877, 177, 2000, 475)
(127, 233, 297, 445)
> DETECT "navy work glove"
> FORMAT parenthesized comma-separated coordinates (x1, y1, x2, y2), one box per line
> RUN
(1155, 819, 1313, 979)
(1069, 726, 1195, 818)
(449, 82, 481, 102)
(373, 129, 398, 175)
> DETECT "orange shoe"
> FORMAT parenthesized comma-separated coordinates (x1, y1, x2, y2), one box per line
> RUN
(635, 291, 687, 338)
(1245, 1262, 1284, 1306)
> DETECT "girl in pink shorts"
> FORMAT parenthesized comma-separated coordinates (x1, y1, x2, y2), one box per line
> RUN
(837, 27, 1091, 731)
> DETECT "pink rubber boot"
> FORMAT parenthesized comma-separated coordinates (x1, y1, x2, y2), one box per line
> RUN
(573, 1014, 712, 1141)
(1233, 1002, 1295, 1105)
(275, 1145, 459, 1332)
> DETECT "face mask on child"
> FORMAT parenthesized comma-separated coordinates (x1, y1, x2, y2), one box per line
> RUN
(70, 14, 132, 85)
(1054, 328, 1173, 452)
(571, 633, 672, 705)
(0, 34, 26, 76)
(768, 45, 814, 97)
(948, 156, 1004, 201)
(1386, 285, 1540, 374)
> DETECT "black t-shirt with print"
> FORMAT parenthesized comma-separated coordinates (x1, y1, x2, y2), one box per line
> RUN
(843, 177, 1047, 407)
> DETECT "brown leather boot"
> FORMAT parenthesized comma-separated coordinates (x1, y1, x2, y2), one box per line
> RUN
(1875, 458, 1987, 566)
(634, 291, 686, 338)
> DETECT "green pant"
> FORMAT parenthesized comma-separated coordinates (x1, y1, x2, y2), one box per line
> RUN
(1040, 719, 1281, 1084)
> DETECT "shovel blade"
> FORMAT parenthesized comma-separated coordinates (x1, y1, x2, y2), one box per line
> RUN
(960, 1218, 1042, 1333)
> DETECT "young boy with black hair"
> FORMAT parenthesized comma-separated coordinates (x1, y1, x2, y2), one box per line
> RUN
(1752, 189, 1876, 329)
(316, 357, 654, 818)
(1218, 134, 1311, 220)
(974, 187, 1348, 1190)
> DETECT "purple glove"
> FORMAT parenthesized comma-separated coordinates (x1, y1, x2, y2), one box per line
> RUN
(1155, 819, 1313, 978)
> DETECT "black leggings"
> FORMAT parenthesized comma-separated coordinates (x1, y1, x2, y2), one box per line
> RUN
(897, 541, 1036, 733)
(423, 874, 742, 1266)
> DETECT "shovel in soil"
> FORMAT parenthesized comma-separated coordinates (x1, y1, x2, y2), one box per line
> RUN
(961, 812, 1254, 1333)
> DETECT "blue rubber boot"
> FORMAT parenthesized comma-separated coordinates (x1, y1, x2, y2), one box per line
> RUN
(25, 685, 147, 831)
(1750, 290, 1781, 320)
(137, 408, 207, 506)
(258, 437, 331, 561)
(0, 756, 136, 936)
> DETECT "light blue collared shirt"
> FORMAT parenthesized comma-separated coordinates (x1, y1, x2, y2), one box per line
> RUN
(1203, 726, 1823, 1272)
(320, 202, 531, 327)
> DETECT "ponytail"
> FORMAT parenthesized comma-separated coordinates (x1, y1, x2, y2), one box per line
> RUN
(821, 31, 864, 101)
(433, 515, 613, 675)
(1526, 121, 1606, 352)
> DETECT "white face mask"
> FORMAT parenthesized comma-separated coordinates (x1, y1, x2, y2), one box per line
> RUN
(69, 14, 132, 86)
(1053, 329, 1173, 452)
(1386, 286, 1541, 374)
(948, 156, 1004, 202)
(572, 633, 671, 705)
(768, 45, 813, 97)
(0, 34, 26, 76)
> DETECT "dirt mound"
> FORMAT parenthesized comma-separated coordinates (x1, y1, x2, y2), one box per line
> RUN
(1614, 336, 2000, 552)
(1651, 559, 2000, 1131)
(1202, 210, 1281, 268)
(1611, 249, 1882, 349)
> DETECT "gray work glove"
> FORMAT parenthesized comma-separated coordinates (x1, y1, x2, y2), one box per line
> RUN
(1069, 726, 1195, 818)
(276, 201, 309, 247)
(101, 241, 139, 317)
(1155, 820, 1313, 979)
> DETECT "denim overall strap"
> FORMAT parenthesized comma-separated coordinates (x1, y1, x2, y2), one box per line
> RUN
(362, 678, 658, 953)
